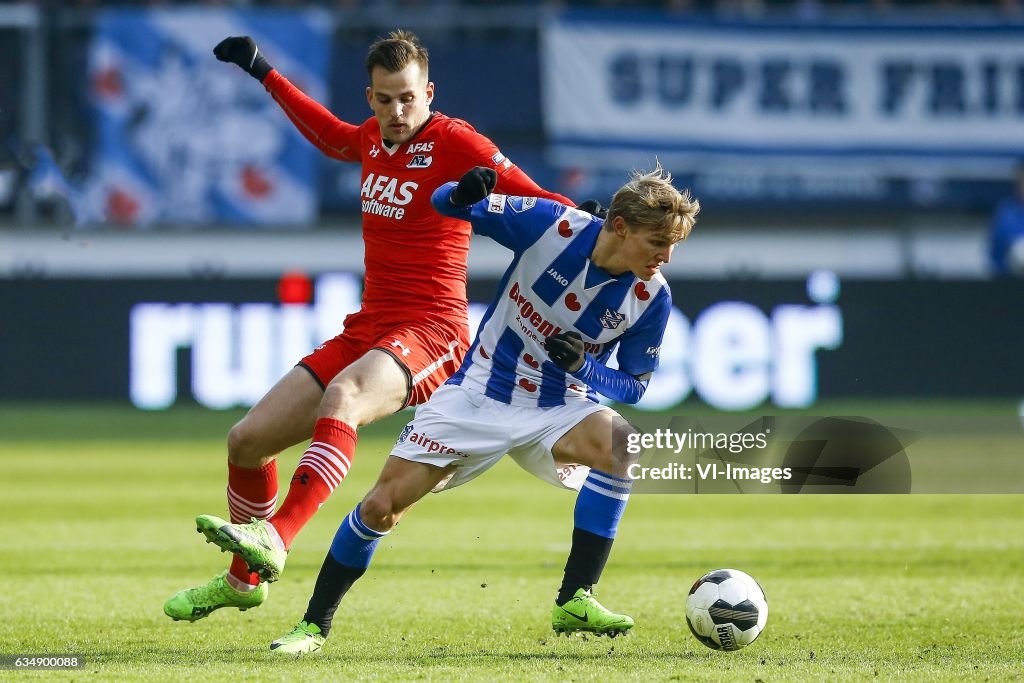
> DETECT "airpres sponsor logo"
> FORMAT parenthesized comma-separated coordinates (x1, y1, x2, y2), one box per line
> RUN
(406, 154, 433, 169)
(407, 430, 470, 457)
(360, 173, 418, 219)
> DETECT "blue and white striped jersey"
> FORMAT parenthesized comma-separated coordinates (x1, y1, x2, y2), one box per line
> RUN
(432, 183, 672, 407)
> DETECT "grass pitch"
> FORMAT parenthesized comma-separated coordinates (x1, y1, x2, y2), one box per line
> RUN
(0, 404, 1022, 681)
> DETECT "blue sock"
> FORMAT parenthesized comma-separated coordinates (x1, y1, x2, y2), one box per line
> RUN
(305, 504, 389, 636)
(329, 503, 388, 568)
(575, 469, 632, 539)
(557, 469, 632, 605)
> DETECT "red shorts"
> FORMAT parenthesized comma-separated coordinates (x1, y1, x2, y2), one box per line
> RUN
(299, 309, 470, 408)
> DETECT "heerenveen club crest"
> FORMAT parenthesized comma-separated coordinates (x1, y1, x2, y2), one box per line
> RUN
(599, 308, 625, 330)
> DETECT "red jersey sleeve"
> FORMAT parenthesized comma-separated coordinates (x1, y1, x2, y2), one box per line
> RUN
(262, 70, 362, 163)
(444, 122, 574, 206)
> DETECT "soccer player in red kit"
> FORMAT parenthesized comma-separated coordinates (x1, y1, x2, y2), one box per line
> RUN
(163, 30, 574, 623)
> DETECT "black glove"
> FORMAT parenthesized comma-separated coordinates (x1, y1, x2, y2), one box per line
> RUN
(544, 331, 586, 373)
(450, 166, 498, 207)
(575, 199, 608, 220)
(213, 36, 273, 82)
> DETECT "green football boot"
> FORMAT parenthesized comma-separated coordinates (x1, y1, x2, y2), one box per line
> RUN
(270, 621, 326, 655)
(163, 571, 268, 622)
(551, 588, 635, 637)
(195, 514, 288, 582)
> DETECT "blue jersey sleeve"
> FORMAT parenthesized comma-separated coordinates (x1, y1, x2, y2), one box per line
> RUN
(570, 358, 648, 404)
(614, 285, 672, 377)
(431, 182, 567, 253)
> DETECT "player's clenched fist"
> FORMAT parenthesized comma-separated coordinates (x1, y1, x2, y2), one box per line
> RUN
(449, 167, 498, 207)
(544, 331, 586, 373)
(213, 36, 273, 82)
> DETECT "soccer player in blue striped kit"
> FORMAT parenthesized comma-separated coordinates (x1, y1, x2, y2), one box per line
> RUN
(269, 163, 699, 654)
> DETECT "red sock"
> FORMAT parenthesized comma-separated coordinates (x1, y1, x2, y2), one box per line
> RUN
(226, 460, 278, 586)
(270, 418, 356, 549)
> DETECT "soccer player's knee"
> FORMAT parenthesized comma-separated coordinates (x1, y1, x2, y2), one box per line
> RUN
(322, 377, 366, 416)
(612, 420, 641, 472)
(593, 443, 624, 477)
(591, 428, 639, 478)
(227, 420, 264, 466)
(358, 489, 399, 532)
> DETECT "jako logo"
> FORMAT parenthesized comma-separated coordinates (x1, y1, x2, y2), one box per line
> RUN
(547, 268, 569, 286)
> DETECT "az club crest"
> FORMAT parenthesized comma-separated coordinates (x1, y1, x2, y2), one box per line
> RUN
(406, 154, 432, 168)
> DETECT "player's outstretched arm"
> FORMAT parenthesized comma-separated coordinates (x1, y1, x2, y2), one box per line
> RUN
(450, 167, 497, 207)
(430, 166, 497, 216)
(494, 165, 574, 206)
(431, 168, 565, 252)
(214, 35, 360, 162)
(544, 332, 649, 404)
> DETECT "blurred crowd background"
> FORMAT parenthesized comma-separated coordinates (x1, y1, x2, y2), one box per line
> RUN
(3, 1, 1023, 245)
(4, 0, 1024, 12)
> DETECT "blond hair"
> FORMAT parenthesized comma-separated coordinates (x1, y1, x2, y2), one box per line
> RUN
(365, 30, 429, 79)
(606, 162, 699, 243)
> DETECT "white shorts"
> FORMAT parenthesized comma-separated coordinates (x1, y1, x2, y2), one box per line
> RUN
(390, 383, 610, 492)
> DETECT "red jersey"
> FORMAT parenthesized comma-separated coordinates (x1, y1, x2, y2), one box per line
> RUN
(263, 71, 573, 320)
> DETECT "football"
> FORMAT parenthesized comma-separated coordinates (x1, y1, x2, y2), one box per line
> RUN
(684, 569, 768, 651)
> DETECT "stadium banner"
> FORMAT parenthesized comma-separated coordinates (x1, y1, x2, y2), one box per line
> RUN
(1, 274, 1021, 410)
(541, 14, 1024, 178)
(85, 8, 330, 226)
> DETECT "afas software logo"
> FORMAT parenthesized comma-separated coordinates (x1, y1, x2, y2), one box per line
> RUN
(129, 272, 842, 412)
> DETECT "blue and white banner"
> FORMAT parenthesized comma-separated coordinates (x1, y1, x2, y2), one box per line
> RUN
(86, 9, 330, 226)
(542, 14, 1024, 176)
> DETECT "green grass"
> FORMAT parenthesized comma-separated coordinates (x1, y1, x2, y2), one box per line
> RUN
(0, 404, 1022, 681)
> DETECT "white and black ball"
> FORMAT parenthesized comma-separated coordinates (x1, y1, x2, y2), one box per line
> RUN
(685, 568, 768, 651)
